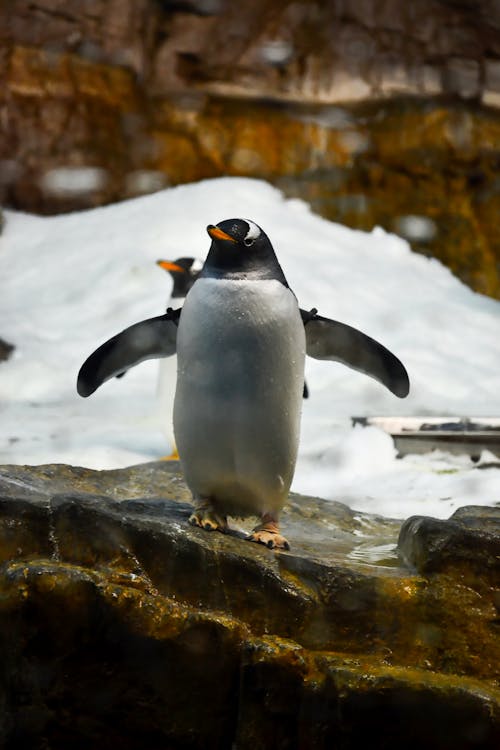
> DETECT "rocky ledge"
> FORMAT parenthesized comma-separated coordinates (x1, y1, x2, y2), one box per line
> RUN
(0, 461, 498, 749)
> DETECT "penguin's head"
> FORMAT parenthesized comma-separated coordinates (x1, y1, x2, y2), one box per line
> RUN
(205, 218, 288, 284)
(156, 257, 203, 298)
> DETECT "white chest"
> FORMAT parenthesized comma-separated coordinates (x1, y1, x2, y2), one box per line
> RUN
(173, 278, 306, 511)
(177, 279, 305, 390)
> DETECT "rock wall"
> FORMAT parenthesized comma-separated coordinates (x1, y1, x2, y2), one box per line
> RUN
(3, 0, 500, 104)
(1, 1, 500, 296)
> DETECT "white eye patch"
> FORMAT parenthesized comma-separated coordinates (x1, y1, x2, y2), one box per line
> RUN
(191, 258, 204, 274)
(244, 220, 261, 242)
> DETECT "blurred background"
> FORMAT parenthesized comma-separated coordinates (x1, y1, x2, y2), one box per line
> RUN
(1, 0, 500, 298)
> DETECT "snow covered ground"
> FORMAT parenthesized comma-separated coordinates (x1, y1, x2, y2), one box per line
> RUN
(1, 177, 499, 520)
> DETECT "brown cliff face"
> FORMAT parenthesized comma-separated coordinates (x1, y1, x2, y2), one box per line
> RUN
(1, 1, 500, 297)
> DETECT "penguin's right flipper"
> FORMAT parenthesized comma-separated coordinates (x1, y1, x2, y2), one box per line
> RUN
(77, 310, 180, 397)
(301, 309, 409, 398)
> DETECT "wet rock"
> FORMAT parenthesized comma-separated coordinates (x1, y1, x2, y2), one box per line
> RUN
(237, 646, 500, 750)
(398, 505, 500, 582)
(0, 461, 499, 748)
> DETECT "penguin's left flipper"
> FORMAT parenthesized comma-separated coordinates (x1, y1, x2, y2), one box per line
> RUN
(77, 310, 180, 397)
(301, 309, 409, 398)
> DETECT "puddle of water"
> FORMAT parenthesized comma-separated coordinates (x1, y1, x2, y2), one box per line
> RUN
(347, 542, 399, 567)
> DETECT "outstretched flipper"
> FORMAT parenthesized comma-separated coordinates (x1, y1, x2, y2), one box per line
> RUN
(301, 309, 409, 398)
(77, 309, 180, 397)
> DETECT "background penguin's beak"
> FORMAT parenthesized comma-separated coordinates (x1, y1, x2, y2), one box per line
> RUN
(207, 225, 237, 243)
(156, 260, 184, 273)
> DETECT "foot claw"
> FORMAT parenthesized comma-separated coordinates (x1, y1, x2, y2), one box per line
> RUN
(248, 529, 290, 551)
(188, 502, 227, 534)
(248, 515, 289, 550)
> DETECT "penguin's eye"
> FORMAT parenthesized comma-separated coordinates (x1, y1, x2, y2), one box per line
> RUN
(242, 219, 261, 247)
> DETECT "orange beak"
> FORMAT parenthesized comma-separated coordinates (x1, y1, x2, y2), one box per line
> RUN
(207, 225, 237, 243)
(156, 260, 185, 273)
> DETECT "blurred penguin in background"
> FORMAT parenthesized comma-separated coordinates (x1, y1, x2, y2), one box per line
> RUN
(156, 257, 203, 458)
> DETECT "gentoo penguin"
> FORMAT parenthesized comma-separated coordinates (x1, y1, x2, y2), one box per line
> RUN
(157, 257, 203, 300)
(77, 218, 409, 550)
(156, 257, 203, 457)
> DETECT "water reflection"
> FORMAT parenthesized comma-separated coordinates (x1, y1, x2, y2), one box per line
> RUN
(347, 542, 399, 567)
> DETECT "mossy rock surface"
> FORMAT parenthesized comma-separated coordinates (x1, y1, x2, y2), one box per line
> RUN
(0, 461, 498, 748)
